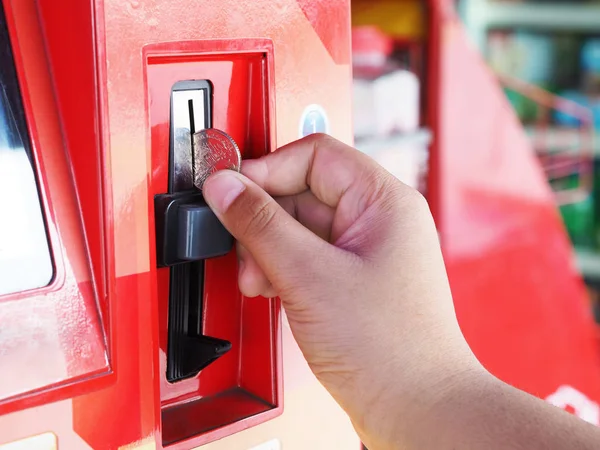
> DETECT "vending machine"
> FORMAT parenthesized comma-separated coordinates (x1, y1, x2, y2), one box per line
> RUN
(1, 0, 600, 448)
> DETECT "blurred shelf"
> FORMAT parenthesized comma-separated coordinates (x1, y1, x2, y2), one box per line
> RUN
(576, 248, 600, 281)
(524, 126, 600, 155)
(461, 0, 600, 50)
(354, 129, 432, 156)
(485, 2, 600, 32)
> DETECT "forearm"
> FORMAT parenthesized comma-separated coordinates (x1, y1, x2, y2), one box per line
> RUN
(383, 370, 600, 450)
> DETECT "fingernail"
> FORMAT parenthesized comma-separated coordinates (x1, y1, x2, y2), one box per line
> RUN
(203, 171, 246, 214)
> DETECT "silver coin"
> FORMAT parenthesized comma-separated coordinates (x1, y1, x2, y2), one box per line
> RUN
(192, 128, 242, 190)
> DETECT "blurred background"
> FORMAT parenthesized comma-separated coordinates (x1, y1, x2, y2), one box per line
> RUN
(351, 0, 600, 325)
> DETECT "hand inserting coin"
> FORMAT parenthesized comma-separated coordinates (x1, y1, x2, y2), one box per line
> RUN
(192, 129, 242, 190)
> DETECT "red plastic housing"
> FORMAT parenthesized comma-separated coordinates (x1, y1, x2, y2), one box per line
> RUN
(144, 40, 282, 447)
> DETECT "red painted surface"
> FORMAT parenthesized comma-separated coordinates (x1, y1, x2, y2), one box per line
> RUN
(36, 0, 110, 326)
(2, 0, 600, 448)
(296, 0, 352, 64)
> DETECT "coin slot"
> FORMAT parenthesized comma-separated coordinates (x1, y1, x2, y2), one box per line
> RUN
(170, 81, 211, 192)
(145, 44, 280, 446)
(156, 79, 232, 383)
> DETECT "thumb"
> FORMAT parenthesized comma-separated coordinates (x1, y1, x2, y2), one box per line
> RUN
(203, 170, 331, 290)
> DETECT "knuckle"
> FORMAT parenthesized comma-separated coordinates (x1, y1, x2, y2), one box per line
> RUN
(407, 189, 430, 214)
(402, 186, 428, 208)
(380, 177, 431, 219)
(307, 133, 347, 156)
(304, 132, 333, 145)
(395, 186, 435, 227)
(386, 176, 425, 206)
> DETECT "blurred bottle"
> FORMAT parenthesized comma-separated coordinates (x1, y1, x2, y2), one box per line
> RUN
(352, 26, 420, 139)
(582, 38, 600, 96)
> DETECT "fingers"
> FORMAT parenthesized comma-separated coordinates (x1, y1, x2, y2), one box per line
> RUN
(241, 134, 388, 209)
(242, 134, 404, 244)
(203, 169, 339, 291)
(237, 243, 276, 298)
(238, 192, 334, 298)
(277, 191, 334, 242)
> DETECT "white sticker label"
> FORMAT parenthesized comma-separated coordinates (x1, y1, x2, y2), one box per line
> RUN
(247, 439, 281, 450)
(299, 104, 330, 138)
(546, 385, 600, 425)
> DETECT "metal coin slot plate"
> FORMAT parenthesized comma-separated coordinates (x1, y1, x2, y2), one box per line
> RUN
(170, 81, 210, 192)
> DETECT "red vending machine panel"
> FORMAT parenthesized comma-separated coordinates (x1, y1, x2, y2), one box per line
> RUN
(0, 0, 109, 413)
(0, 0, 359, 448)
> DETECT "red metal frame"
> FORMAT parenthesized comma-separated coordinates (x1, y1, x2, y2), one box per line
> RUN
(144, 39, 282, 447)
(0, 0, 110, 415)
(423, 0, 450, 225)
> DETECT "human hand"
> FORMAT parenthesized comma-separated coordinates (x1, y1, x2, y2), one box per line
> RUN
(202, 134, 482, 448)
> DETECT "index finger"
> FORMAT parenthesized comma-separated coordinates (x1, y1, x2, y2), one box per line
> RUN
(241, 133, 388, 209)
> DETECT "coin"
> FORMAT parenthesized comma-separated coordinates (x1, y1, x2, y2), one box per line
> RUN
(192, 128, 242, 190)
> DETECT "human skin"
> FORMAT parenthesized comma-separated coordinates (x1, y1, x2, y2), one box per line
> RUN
(202, 134, 600, 449)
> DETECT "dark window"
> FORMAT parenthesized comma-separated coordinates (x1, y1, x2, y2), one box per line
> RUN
(0, 2, 53, 295)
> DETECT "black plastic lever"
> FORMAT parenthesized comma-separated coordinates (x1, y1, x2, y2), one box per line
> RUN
(155, 190, 233, 383)
(155, 191, 233, 267)
(166, 258, 231, 382)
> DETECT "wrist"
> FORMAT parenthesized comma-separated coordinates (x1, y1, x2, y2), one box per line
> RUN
(356, 350, 487, 449)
